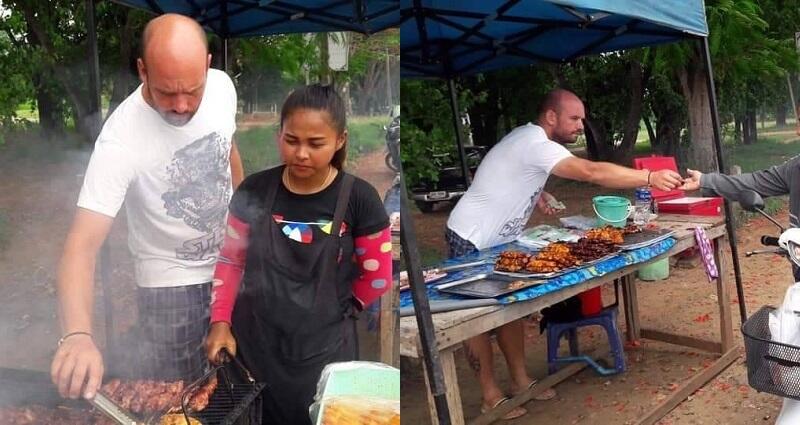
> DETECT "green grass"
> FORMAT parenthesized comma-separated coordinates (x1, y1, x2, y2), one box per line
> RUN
(236, 116, 387, 175)
(14, 102, 38, 122)
(725, 136, 799, 173)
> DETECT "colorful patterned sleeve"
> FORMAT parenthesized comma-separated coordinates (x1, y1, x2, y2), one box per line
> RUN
(352, 226, 393, 308)
(210, 213, 250, 324)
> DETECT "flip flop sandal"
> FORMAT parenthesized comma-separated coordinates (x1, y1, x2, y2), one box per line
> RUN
(514, 379, 557, 401)
(481, 396, 527, 420)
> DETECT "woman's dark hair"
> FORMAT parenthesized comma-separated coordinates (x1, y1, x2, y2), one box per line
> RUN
(280, 84, 348, 170)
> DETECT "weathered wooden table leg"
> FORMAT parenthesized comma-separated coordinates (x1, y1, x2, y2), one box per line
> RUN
(380, 284, 400, 366)
(423, 349, 465, 425)
(714, 236, 734, 353)
(621, 274, 641, 342)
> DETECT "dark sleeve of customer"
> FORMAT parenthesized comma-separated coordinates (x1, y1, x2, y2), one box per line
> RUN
(699, 157, 798, 201)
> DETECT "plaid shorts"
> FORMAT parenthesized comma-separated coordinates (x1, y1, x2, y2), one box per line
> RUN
(445, 227, 479, 259)
(111, 282, 211, 381)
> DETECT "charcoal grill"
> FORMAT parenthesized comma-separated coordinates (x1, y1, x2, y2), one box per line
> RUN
(0, 366, 264, 425)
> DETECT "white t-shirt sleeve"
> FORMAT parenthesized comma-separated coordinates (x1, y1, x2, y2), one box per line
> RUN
(76, 139, 137, 218)
(218, 70, 237, 135)
(524, 137, 574, 174)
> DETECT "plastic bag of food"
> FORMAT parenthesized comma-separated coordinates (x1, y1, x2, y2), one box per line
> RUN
(309, 361, 400, 425)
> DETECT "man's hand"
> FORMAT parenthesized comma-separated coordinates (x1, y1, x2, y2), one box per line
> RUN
(679, 169, 703, 191)
(51, 334, 104, 399)
(206, 321, 237, 365)
(648, 169, 684, 192)
(536, 192, 564, 215)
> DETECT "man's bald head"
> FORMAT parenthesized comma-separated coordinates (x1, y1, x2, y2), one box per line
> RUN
(536, 88, 585, 144)
(140, 13, 208, 63)
(137, 14, 211, 127)
(537, 89, 582, 118)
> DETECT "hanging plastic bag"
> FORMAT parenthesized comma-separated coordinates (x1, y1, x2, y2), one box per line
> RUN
(767, 282, 800, 399)
(309, 361, 400, 425)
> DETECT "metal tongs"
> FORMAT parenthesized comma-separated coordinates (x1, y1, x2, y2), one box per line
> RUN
(87, 391, 142, 425)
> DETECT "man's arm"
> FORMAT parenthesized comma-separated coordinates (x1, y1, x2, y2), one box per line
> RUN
(681, 163, 792, 201)
(230, 139, 244, 190)
(51, 208, 113, 399)
(551, 156, 683, 191)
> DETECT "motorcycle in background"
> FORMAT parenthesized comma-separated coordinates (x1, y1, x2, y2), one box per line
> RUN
(385, 114, 400, 172)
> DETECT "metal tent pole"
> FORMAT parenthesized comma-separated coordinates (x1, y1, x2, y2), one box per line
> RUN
(86, 0, 115, 355)
(223, 38, 229, 72)
(400, 174, 452, 424)
(700, 37, 747, 324)
(447, 79, 472, 187)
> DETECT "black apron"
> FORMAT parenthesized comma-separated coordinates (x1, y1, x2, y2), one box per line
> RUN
(231, 167, 358, 425)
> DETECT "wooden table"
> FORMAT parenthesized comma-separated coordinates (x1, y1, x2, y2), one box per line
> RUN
(400, 215, 737, 425)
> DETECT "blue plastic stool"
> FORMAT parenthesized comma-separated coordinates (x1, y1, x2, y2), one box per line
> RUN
(546, 307, 625, 376)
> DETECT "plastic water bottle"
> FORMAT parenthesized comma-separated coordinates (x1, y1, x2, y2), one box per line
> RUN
(633, 187, 652, 225)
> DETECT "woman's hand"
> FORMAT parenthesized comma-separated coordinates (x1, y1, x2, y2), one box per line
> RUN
(205, 321, 237, 365)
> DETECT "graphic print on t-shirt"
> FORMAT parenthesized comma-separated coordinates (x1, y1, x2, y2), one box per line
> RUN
(498, 188, 541, 238)
(162, 132, 231, 261)
(273, 214, 348, 244)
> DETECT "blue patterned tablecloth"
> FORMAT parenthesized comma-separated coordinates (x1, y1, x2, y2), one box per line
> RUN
(399, 238, 676, 309)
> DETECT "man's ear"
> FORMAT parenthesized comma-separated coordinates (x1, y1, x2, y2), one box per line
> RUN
(207, 53, 212, 70)
(545, 109, 558, 126)
(136, 58, 147, 84)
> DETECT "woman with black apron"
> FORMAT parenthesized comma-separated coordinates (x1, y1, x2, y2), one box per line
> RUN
(205, 85, 392, 424)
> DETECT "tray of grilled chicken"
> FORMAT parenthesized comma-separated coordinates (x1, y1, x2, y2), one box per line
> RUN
(494, 226, 628, 278)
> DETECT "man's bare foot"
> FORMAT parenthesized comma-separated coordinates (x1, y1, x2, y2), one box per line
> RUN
(511, 379, 557, 401)
(481, 396, 527, 420)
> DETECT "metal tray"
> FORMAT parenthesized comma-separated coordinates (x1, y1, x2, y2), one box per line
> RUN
(438, 274, 546, 298)
(619, 229, 675, 250)
(492, 268, 572, 279)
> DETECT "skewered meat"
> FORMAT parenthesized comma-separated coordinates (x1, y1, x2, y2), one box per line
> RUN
(585, 226, 624, 244)
(188, 376, 218, 412)
(495, 251, 534, 272)
(0, 405, 115, 425)
(496, 236, 621, 274)
(99, 377, 215, 415)
(622, 224, 642, 235)
(101, 378, 186, 414)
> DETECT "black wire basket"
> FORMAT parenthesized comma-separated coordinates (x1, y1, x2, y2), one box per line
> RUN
(742, 305, 800, 400)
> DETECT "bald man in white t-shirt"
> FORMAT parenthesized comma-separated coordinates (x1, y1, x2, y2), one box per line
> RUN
(52, 14, 244, 401)
(446, 89, 683, 419)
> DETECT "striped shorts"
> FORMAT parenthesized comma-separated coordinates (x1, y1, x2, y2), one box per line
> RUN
(111, 282, 211, 382)
(445, 227, 479, 259)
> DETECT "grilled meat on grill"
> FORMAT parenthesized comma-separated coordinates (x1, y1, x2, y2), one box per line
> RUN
(0, 405, 116, 425)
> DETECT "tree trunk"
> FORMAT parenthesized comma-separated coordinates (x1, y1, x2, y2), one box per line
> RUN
(743, 108, 758, 145)
(583, 119, 605, 161)
(618, 61, 644, 165)
(643, 114, 658, 147)
(26, 20, 64, 139)
(678, 59, 718, 172)
(108, 9, 136, 118)
(16, 0, 92, 142)
(777, 103, 788, 127)
(734, 116, 743, 144)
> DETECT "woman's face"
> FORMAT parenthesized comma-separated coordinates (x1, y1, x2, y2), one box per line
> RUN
(278, 108, 345, 179)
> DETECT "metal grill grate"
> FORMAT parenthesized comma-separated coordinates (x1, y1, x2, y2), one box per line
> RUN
(742, 305, 800, 400)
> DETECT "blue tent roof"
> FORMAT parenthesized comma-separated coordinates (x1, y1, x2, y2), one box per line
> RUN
(401, 0, 708, 78)
(111, 0, 400, 36)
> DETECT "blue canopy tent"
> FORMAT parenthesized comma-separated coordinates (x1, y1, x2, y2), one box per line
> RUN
(399, 2, 745, 424)
(81, 0, 399, 364)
